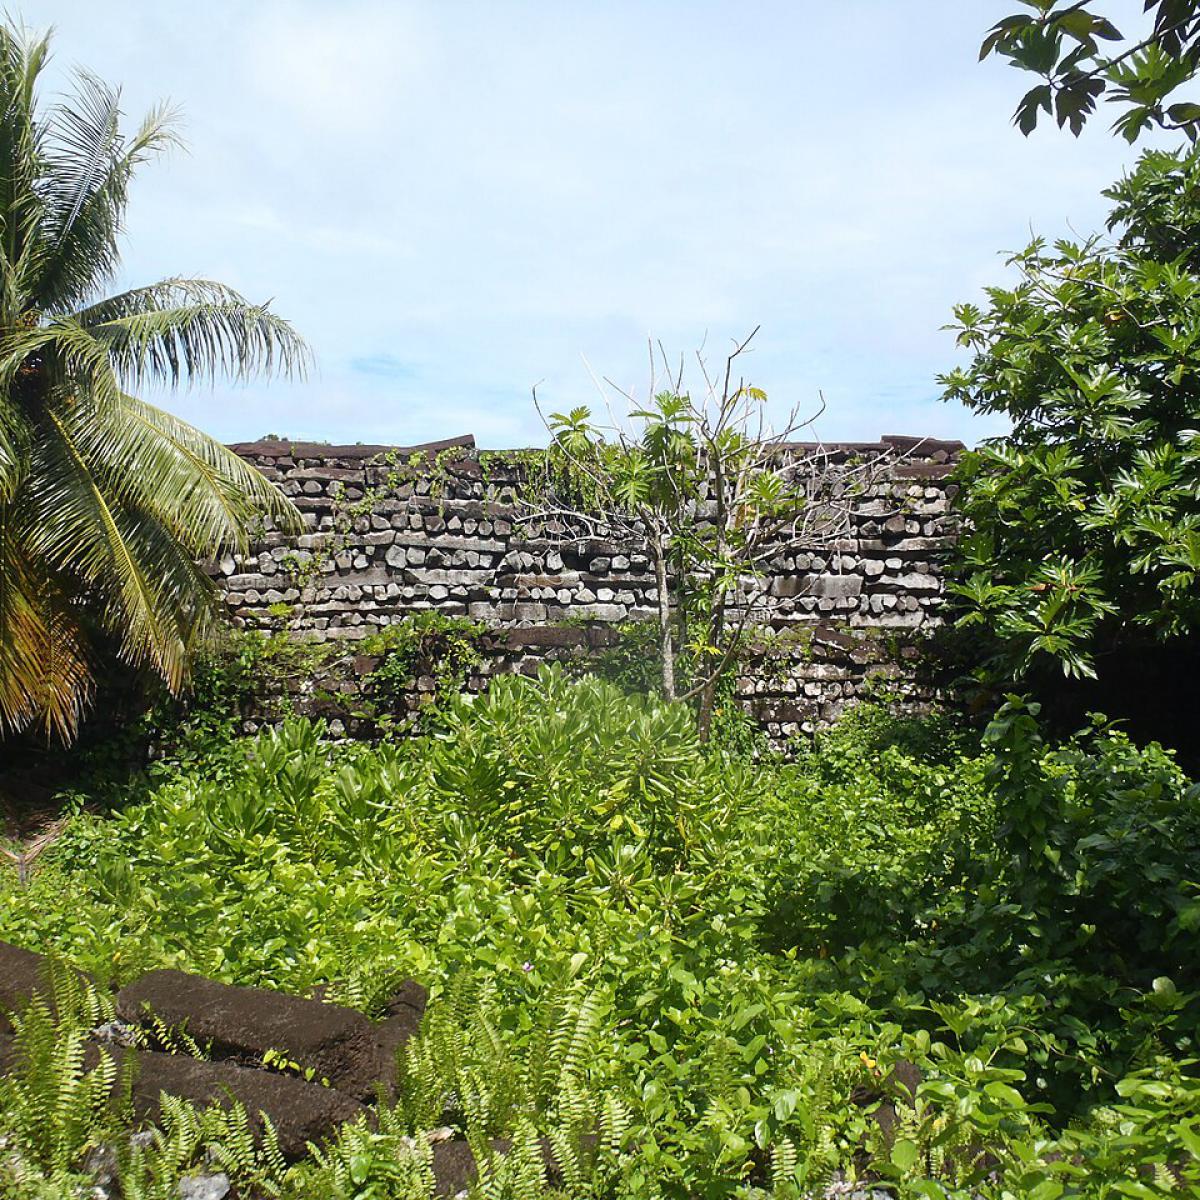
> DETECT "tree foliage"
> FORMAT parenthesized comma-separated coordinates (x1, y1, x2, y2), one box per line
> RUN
(942, 146, 1200, 681)
(529, 332, 888, 739)
(982, 1, 1200, 140)
(0, 22, 306, 742)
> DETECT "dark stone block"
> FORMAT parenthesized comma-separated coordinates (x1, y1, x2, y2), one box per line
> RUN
(431, 1132, 598, 1196)
(0, 940, 94, 1030)
(893, 462, 956, 479)
(381, 979, 428, 1024)
(228, 435, 475, 461)
(888, 1058, 923, 1101)
(117, 970, 385, 1098)
(809, 574, 863, 600)
(124, 1049, 366, 1159)
(433, 1140, 478, 1196)
(371, 981, 427, 1092)
(880, 434, 964, 458)
(500, 626, 589, 649)
(810, 625, 857, 652)
(770, 575, 813, 599)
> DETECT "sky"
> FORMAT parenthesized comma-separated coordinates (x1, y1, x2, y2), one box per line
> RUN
(25, 0, 1170, 448)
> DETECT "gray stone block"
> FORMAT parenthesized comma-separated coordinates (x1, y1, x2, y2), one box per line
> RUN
(810, 574, 863, 599)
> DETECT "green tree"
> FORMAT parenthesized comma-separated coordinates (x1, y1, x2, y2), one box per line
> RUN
(530, 332, 887, 740)
(941, 146, 1200, 681)
(982, 1, 1200, 141)
(0, 24, 306, 742)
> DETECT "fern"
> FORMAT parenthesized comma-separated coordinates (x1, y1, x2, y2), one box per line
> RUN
(290, 1120, 434, 1199)
(0, 966, 127, 1182)
(474, 1118, 545, 1200)
(117, 1097, 207, 1200)
(769, 1135, 798, 1195)
(144, 1008, 207, 1060)
(117, 1095, 291, 1200)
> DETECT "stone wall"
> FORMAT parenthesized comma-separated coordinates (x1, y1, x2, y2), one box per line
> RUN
(215, 433, 962, 739)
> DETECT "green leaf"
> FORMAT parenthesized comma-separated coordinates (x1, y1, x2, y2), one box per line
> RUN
(891, 1139, 920, 1172)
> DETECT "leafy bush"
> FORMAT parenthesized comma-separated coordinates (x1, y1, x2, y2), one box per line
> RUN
(360, 611, 485, 728)
(942, 146, 1200, 684)
(2, 669, 1198, 1196)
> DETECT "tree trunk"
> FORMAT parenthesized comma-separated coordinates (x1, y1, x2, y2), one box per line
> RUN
(695, 597, 727, 743)
(652, 535, 676, 700)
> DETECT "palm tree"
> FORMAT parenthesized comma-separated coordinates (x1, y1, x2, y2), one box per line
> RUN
(0, 23, 307, 742)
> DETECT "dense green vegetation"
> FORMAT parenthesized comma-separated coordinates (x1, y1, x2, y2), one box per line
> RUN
(2, 11, 1199, 1200)
(943, 146, 1200, 687)
(2, 668, 1197, 1197)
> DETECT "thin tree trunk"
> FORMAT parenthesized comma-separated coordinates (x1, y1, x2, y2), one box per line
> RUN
(696, 595, 726, 743)
(651, 534, 676, 700)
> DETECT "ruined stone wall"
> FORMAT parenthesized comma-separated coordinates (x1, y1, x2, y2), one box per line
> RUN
(215, 433, 962, 739)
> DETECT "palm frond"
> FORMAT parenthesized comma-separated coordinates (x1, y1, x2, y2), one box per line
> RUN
(0, 392, 28, 501)
(73, 276, 256, 324)
(45, 70, 122, 248)
(82, 293, 310, 388)
(74, 390, 302, 554)
(0, 519, 92, 740)
(34, 77, 179, 311)
(0, 22, 50, 306)
(25, 405, 198, 689)
(0, 318, 125, 411)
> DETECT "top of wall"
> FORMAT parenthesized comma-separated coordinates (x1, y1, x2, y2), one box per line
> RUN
(228, 432, 965, 471)
(226, 434, 479, 461)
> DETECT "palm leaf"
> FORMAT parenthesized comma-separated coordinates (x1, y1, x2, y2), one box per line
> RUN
(27, 403, 196, 689)
(0, 520, 92, 739)
(34, 74, 179, 310)
(0, 319, 126, 411)
(73, 390, 302, 555)
(82, 294, 310, 388)
(0, 392, 27, 501)
(0, 23, 49, 298)
(73, 276, 261, 323)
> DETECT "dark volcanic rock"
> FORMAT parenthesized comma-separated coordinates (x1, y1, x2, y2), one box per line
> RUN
(124, 1048, 366, 1159)
(431, 1132, 597, 1196)
(432, 1139, 479, 1197)
(117, 969, 385, 1097)
(381, 978, 428, 1025)
(0, 939, 93, 1032)
(373, 979, 429, 1085)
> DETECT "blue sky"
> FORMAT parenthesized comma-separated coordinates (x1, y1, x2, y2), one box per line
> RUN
(30, 0, 1164, 447)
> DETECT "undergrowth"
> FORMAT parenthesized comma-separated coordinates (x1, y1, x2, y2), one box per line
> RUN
(1, 668, 1198, 1197)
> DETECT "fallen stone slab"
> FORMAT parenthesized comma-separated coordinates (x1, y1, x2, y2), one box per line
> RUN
(0, 939, 94, 1031)
(373, 979, 428, 1090)
(122, 1048, 367, 1160)
(433, 1139, 479, 1198)
(3, 1033, 362, 1162)
(380, 978, 428, 1026)
(116, 969, 423, 1098)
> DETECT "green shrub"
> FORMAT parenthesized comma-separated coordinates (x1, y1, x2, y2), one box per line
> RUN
(2, 670, 1198, 1196)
